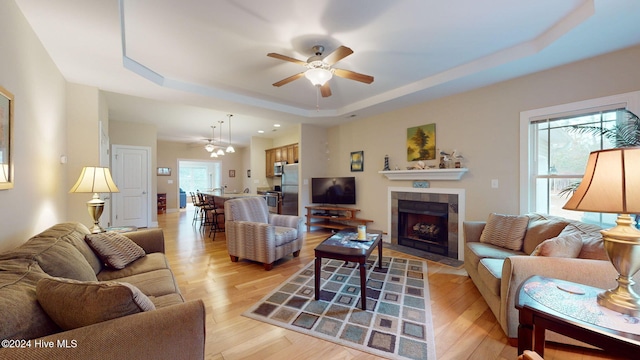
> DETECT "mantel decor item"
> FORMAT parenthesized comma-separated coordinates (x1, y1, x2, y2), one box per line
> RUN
(563, 147, 640, 316)
(0, 86, 14, 190)
(70, 167, 120, 233)
(407, 123, 436, 161)
(350, 150, 363, 172)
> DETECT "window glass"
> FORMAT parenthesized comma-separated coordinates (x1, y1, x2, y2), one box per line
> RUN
(530, 109, 622, 226)
(178, 161, 221, 195)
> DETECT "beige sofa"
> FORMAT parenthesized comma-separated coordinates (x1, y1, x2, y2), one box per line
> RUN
(0, 222, 205, 359)
(463, 213, 635, 345)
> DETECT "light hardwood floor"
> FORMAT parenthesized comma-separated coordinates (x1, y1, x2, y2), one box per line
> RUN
(159, 207, 617, 360)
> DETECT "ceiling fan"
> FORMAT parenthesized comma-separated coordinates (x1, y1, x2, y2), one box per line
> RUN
(267, 45, 374, 97)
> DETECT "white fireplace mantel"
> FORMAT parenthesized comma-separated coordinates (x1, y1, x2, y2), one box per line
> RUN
(379, 168, 468, 181)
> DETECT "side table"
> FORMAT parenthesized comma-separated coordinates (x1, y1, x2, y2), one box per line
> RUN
(516, 275, 640, 358)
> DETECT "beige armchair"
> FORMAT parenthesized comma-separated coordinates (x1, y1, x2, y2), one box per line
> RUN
(224, 196, 304, 270)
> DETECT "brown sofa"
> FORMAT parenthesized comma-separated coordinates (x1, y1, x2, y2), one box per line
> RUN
(463, 213, 637, 345)
(0, 222, 205, 359)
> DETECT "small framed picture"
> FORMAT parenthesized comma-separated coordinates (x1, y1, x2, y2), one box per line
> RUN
(157, 167, 171, 176)
(229, 170, 236, 177)
(350, 151, 364, 172)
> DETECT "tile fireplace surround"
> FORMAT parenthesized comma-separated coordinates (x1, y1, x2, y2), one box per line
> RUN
(387, 187, 465, 261)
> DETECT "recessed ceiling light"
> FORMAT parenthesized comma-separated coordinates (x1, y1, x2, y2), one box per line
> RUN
(258, 130, 264, 134)
(273, 124, 281, 127)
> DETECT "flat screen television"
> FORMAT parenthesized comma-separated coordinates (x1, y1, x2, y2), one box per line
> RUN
(311, 177, 356, 205)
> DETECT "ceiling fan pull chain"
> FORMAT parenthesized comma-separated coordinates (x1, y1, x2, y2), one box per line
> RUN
(316, 85, 320, 111)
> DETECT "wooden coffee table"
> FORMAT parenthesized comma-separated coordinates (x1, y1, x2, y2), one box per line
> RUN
(314, 229, 383, 311)
(516, 275, 640, 358)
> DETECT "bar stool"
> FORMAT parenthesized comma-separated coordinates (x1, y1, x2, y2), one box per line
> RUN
(209, 196, 225, 240)
(190, 192, 203, 224)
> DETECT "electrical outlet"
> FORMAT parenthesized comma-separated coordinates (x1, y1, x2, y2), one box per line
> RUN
(491, 179, 499, 188)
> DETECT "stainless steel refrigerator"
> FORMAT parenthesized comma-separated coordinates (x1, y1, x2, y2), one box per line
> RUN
(281, 163, 299, 215)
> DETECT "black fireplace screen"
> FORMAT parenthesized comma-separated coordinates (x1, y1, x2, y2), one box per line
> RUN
(398, 200, 448, 255)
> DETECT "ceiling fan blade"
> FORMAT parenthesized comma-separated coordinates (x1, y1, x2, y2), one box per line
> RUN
(272, 72, 305, 87)
(333, 68, 374, 84)
(320, 83, 332, 97)
(322, 46, 353, 66)
(267, 53, 307, 66)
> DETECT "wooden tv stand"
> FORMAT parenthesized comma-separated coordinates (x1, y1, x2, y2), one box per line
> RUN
(305, 205, 373, 232)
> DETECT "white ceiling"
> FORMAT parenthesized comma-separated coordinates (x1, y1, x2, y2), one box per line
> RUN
(14, 0, 640, 148)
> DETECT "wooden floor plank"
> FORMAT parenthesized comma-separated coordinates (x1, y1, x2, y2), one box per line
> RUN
(159, 207, 617, 359)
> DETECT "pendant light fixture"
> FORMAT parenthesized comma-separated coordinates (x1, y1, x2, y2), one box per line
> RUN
(226, 114, 235, 153)
(216, 121, 225, 156)
(209, 125, 218, 157)
(205, 126, 215, 152)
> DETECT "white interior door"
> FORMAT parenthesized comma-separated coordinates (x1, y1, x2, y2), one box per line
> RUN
(112, 145, 150, 228)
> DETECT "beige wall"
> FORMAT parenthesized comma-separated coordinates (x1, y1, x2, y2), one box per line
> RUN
(156, 140, 246, 210)
(0, 1, 68, 252)
(326, 45, 640, 235)
(299, 124, 329, 214)
(249, 136, 273, 191)
(65, 83, 102, 228)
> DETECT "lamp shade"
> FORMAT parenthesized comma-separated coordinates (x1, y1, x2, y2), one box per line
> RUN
(69, 167, 120, 193)
(305, 68, 333, 86)
(563, 147, 640, 213)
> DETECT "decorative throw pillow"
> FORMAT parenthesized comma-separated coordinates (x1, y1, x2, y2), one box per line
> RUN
(36, 277, 155, 330)
(522, 218, 569, 254)
(479, 213, 529, 251)
(85, 232, 145, 269)
(530, 233, 583, 258)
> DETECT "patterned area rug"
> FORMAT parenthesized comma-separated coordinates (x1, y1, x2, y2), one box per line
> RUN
(242, 256, 436, 360)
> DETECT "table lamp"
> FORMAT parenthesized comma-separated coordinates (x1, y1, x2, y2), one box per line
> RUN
(563, 147, 640, 316)
(69, 166, 120, 233)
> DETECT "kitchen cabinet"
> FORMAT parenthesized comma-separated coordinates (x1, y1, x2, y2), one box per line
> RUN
(265, 149, 275, 177)
(265, 143, 298, 177)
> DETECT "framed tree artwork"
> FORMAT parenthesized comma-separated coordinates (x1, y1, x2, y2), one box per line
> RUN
(407, 123, 436, 161)
(350, 151, 364, 172)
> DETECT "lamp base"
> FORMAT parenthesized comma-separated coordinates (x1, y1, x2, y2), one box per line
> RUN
(597, 281, 640, 317)
(87, 194, 105, 234)
(598, 214, 640, 316)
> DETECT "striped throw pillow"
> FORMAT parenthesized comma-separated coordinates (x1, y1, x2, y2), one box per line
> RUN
(479, 213, 529, 251)
(85, 232, 145, 269)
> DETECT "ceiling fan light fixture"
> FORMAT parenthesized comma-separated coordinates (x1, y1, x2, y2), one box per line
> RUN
(205, 143, 214, 152)
(305, 68, 333, 86)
